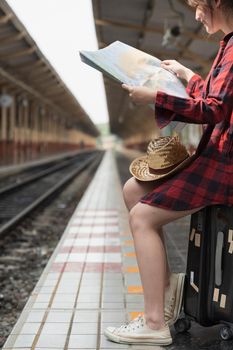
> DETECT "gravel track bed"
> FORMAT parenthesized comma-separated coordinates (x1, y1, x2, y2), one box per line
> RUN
(0, 163, 98, 349)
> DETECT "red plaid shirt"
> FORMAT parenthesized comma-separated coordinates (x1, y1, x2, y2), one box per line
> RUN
(141, 32, 233, 211)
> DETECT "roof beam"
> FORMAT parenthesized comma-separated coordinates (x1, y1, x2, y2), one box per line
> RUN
(175, 43, 212, 70)
(33, 79, 59, 90)
(0, 46, 37, 59)
(44, 88, 64, 97)
(0, 82, 20, 93)
(0, 1, 97, 136)
(95, 18, 218, 43)
(30, 73, 56, 85)
(0, 13, 13, 24)
(136, 0, 156, 48)
(115, 0, 156, 128)
(27, 66, 50, 79)
(12, 59, 44, 71)
(147, 47, 211, 69)
(0, 66, 69, 118)
(0, 31, 26, 44)
(43, 83, 63, 92)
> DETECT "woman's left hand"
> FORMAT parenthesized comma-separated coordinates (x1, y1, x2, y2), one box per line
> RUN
(122, 84, 156, 105)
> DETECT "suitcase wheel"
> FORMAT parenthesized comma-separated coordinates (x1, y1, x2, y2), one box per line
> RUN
(220, 326, 233, 341)
(174, 318, 191, 333)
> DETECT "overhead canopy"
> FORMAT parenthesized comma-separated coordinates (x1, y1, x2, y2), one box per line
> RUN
(0, 0, 99, 137)
(92, 0, 221, 139)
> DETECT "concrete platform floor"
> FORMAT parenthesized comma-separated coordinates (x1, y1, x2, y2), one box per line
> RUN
(2, 149, 233, 350)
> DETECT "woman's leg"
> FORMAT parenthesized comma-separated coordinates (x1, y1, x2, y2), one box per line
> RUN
(122, 177, 156, 211)
(129, 202, 204, 330)
(122, 177, 171, 286)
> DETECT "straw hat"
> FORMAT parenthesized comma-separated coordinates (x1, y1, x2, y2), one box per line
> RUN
(129, 136, 191, 181)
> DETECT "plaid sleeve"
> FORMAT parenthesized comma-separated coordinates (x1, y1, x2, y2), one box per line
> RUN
(154, 74, 205, 128)
(186, 74, 205, 98)
(155, 43, 233, 129)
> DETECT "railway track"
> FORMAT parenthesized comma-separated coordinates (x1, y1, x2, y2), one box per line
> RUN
(0, 150, 104, 236)
(0, 151, 94, 190)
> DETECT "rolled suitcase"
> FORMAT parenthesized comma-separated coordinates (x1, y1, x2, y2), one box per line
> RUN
(174, 205, 233, 340)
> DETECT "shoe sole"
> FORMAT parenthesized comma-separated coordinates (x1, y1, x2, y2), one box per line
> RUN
(104, 329, 173, 346)
(167, 273, 185, 326)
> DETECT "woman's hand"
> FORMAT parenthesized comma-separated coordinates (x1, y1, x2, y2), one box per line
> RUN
(161, 60, 195, 82)
(122, 84, 156, 105)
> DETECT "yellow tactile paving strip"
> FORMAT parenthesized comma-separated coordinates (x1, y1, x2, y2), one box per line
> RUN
(127, 286, 143, 294)
(124, 252, 136, 257)
(125, 266, 139, 273)
(2, 150, 144, 350)
(130, 311, 144, 320)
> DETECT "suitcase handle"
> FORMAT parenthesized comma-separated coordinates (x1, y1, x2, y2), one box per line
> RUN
(215, 231, 224, 286)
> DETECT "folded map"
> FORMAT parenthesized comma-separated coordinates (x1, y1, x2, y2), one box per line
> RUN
(80, 40, 188, 99)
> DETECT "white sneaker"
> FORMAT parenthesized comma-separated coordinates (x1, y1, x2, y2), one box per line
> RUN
(104, 314, 172, 345)
(164, 272, 185, 326)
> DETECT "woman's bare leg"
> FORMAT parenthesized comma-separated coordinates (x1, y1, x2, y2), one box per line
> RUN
(129, 202, 204, 330)
(122, 177, 157, 212)
(122, 177, 171, 286)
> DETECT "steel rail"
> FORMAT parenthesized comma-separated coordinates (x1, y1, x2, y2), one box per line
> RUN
(0, 152, 98, 195)
(0, 152, 103, 236)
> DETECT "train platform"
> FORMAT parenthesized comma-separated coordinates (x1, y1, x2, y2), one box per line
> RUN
(2, 150, 225, 350)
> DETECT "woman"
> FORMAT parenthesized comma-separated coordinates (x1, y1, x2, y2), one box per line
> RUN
(104, 0, 233, 346)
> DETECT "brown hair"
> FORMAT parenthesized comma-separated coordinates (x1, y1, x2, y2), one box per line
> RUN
(187, 0, 233, 13)
(187, 0, 212, 8)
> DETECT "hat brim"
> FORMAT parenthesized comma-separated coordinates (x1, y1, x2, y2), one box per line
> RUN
(129, 155, 193, 182)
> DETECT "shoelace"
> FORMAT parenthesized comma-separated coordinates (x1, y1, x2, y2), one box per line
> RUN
(115, 295, 176, 332)
(117, 315, 144, 332)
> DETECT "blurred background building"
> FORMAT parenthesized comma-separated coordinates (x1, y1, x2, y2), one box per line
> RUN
(0, 0, 220, 166)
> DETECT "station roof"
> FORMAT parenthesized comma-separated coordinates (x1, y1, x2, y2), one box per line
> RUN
(92, 0, 221, 139)
(0, 0, 99, 137)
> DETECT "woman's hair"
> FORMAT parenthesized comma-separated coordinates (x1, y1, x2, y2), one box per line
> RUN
(187, 0, 212, 9)
(187, 0, 233, 13)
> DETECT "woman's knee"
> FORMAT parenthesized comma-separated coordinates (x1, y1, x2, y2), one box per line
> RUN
(122, 177, 140, 209)
(129, 203, 156, 233)
(123, 177, 156, 206)
(122, 177, 133, 198)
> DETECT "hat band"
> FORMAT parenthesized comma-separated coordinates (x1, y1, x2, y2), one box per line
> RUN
(148, 156, 189, 175)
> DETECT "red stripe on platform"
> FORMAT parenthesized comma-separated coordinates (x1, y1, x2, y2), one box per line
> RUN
(50, 263, 65, 272)
(84, 263, 103, 272)
(60, 246, 121, 253)
(104, 263, 122, 272)
(105, 246, 121, 253)
(59, 247, 74, 253)
(87, 247, 104, 253)
(83, 262, 122, 273)
(70, 223, 118, 227)
(105, 233, 119, 238)
(70, 247, 88, 253)
(72, 233, 119, 238)
(64, 262, 85, 272)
